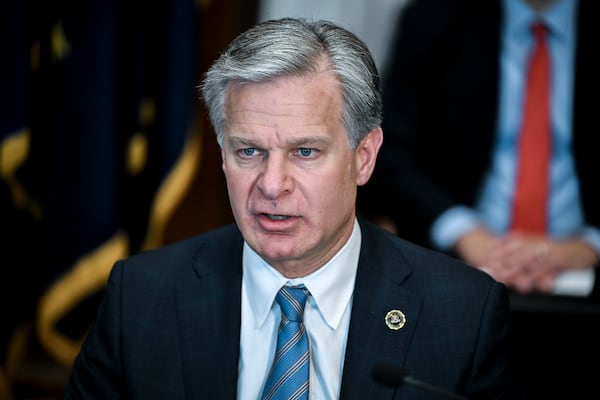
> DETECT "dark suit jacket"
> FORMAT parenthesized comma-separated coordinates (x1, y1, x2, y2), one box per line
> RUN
(63, 217, 515, 399)
(359, 0, 600, 264)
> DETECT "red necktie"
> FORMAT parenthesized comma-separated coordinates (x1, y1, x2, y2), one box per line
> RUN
(511, 22, 551, 234)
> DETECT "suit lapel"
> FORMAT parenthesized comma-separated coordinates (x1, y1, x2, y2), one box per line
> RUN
(340, 221, 423, 399)
(175, 227, 244, 398)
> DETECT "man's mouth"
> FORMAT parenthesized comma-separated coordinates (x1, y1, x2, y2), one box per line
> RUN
(265, 214, 289, 221)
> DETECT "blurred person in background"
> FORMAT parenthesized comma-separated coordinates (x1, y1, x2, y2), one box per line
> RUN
(359, 0, 600, 397)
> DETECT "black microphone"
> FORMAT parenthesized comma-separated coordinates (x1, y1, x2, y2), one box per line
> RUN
(371, 362, 468, 400)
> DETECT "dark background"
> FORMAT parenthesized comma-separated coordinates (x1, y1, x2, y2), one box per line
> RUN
(1, 1, 256, 398)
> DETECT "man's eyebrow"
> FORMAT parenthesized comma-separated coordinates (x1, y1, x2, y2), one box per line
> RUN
(227, 136, 258, 147)
(227, 135, 331, 147)
(286, 136, 330, 147)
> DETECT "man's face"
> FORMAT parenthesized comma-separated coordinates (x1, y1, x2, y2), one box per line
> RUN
(221, 70, 381, 277)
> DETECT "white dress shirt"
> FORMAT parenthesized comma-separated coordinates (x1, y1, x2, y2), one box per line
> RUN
(237, 218, 361, 399)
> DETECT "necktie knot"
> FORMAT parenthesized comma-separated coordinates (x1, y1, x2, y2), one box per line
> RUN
(531, 21, 547, 39)
(276, 286, 308, 323)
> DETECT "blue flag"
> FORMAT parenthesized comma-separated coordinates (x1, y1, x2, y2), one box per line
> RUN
(0, 0, 201, 371)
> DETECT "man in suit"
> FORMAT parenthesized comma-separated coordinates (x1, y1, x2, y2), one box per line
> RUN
(358, 0, 600, 397)
(64, 17, 516, 399)
(361, 0, 600, 299)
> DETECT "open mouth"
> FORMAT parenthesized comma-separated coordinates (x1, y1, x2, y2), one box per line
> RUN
(265, 214, 289, 221)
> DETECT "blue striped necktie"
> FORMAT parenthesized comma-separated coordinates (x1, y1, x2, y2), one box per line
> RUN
(262, 286, 310, 400)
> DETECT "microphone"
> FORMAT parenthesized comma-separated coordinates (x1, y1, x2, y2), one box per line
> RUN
(371, 362, 468, 400)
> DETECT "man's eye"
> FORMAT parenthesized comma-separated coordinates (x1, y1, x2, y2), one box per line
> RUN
(239, 148, 258, 157)
(298, 148, 317, 158)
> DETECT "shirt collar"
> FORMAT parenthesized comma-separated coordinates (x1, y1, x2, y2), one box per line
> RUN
(243, 218, 361, 330)
(504, 0, 577, 41)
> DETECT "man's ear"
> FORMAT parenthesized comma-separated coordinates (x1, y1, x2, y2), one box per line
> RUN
(355, 127, 383, 186)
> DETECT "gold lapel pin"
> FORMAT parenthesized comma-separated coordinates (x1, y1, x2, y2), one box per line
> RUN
(385, 309, 407, 330)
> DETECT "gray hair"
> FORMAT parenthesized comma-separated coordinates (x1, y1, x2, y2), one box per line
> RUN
(199, 17, 382, 149)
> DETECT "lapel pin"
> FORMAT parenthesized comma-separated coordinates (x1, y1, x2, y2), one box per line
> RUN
(385, 309, 406, 330)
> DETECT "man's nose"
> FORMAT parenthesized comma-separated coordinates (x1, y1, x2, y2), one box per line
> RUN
(256, 155, 294, 199)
